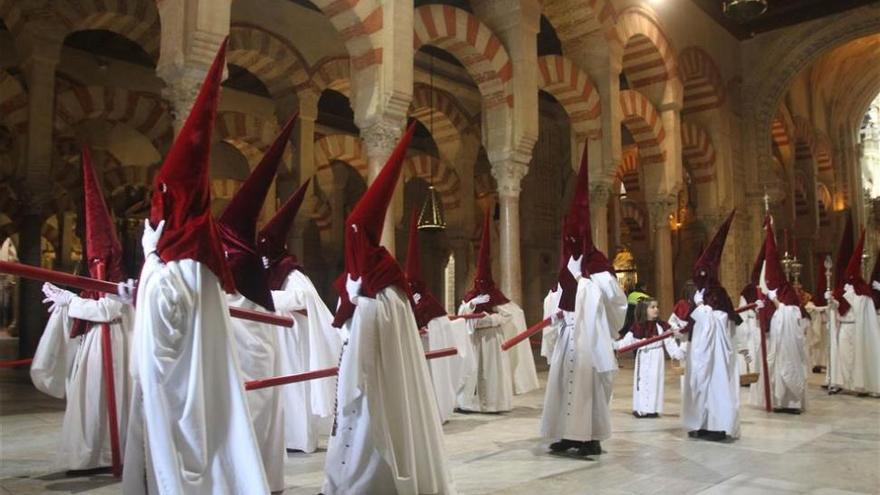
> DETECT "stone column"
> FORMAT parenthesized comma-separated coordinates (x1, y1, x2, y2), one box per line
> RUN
(648, 198, 676, 314)
(361, 119, 405, 255)
(491, 158, 528, 304)
(590, 181, 614, 254)
(156, 0, 231, 134)
(290, 93, 318, 259)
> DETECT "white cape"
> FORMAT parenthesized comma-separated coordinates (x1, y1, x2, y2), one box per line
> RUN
(425, 316, 472, 423)
(496, 302, 539, 394)
(322, 286, 455, 495)
(839, 290, 880, 393)
(750, 304, 808, 410)
(227, 294, 285, 492)
(31, 297, 133, 470)
(272, 269, 341, 453)
(456, 304, 513, 413)
(122, 257, 269, 494)
(682, 304, 740, 438)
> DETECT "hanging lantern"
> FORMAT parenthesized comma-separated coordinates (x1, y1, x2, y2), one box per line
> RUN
(722, 0, 768, 23)
(418, 185, 446, 231)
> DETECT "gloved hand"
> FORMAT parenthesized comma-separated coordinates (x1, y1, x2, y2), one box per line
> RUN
(42, 282, 73, 313)
(693, 288, 705, 306)
(142, 219, 165, 258)
(412, 292, 422, 305)
(872, 281, 880, 292)
(112, 278, 136, 305)
(824, 290, 833, 302)
(566, 255, 583, 280)
(844, 283, 854, 294)
(466, 293, 491, 311)
(766, 288, 778, 301)
(262, 256, 270, 269)
(549, 311, 562, 325)
(755, 299, 766, 310)
(345, 274, 362, 305)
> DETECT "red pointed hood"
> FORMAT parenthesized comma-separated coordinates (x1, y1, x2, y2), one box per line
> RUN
(405, 210, 447, 327)
(693, 209, 735, 289)
(740, 216, 769, 303)
(870, 249, 880, 308)
(463, 210, 509, 313)
(842, 229, 871, 297)
(258, 178, 310, 290)
(331, 122, 416, 327)
(761, 220, 800, 306)
(554, 144, 590, 310)
(81, 146, 124, 283)
(217, 113, 298, 310)
(576, 143, 614, 276)
(148, 39, 234, 292)
(831, 214, 855, 313)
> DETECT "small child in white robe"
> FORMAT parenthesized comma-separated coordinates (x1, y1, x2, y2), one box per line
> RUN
(614, 298, 686, 417)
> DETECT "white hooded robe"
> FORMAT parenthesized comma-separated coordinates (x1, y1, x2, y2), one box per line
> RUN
(456, 304, 513, 413)
(749, 304, 808, 410)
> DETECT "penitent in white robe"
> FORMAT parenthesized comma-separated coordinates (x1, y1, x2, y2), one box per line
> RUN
(227, 294, 285, 492)
(271, 270, 341, 453)
(540, 272, 626, 443)
(682, 304, 740, 438)
(456, 305, 513, 413)
(31, 296, 133, 470)
(122, 257, 269, 494)
(496, 302, 539, 395)
(322, 286, 455, 495)
(616, 322, 686, 416)
(749, 304, 808, 410)
(833, 289, 880, 394)
(735, 296, 759, 377)
(804, 302, 828, 370)
(424, 315, 472, 423)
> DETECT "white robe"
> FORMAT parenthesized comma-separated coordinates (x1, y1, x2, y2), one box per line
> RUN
(750, 304, 808, 410)
(541, 290, 560, 362)
(322, 286, 455, 495)
(122, 257, 269, 494)
(616, 322, 686, 415)
(682, 304, 740, 438)
(424, 316, 472, 423)
(804, 302, 828, 369)
(31, 296, 133, 470)
(456, 304, 513, 413)
(540, 272, 626, 442)
(833, 289, 880, 394)
(496, 302, 539, 394)
(227, 294, 285, 492)
(735, 296, 759, 376)
(271, 270, 341, 453)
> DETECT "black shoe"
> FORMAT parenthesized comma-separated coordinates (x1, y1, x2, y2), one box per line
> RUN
(812, 366, 824, 374)
(549, 439, 578, 452)
(633, 411, 645, 418)
(703, 430, 727, 442)
(820, 384, 829, 390)
(646, 413, 660, 418)
(66, 467, 113, 477)
(688, 430, 702, 438)
(828, 387, 841, 395)
(577, 440, 602, 456)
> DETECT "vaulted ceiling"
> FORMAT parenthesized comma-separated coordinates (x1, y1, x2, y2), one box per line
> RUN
(689, 0, 879, 40)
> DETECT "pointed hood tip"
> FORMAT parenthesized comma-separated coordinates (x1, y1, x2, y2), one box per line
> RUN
(80, 146, 124, 282)
(464, 210, 509, 312)
(693, 209, 736, 289)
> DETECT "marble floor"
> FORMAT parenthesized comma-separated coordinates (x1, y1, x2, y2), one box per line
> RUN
(1, 357, 878, 494)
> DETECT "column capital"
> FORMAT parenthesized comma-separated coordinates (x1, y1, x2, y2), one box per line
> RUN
(490, 160, 528, 198)
(160, 68, 207, 127)
(589, 180, 615, 205)
(297, 91, 320, 121)
(361, 118, 406, 163)
(646, 196, 677, 229)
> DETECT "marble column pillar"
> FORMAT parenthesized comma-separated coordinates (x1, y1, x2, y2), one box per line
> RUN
(491, 159, 528, 304)
(361, 119, 405, 255)
(648, 198, 676, 315)
(290, 95, 318, 260)
(590, 181, 614, 254)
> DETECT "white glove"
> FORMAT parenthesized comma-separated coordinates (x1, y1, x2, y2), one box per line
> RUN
(872, 281, 880, 292)
(566, 255, 583, 280)
(142, 219, 165, 258)
(345, 274, 362, 305)
(466, 293, 491, 311)
(412, 292, 422, 305)
(824, 290, 833, 302)
(112, 278, 136, 305)
(755, 299, 766, 310)
(41, 282, 73, 313)
(693, 288, 705, 306)
(549, 311, 562, 325)
(844, 283, 854, 294)
(766, 288, 778, 301)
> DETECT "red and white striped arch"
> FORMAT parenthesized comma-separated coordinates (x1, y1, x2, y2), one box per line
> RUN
(311, 56, 352, 99)
(0, 70, 27, 134)
(414, 5, 513, 109)
(619, 89, 665, 166)
(409, 84, 472, 162)
(228, 24, 315, 102)
(617, 7, 678, 90)
(680, 121, 716, 184)
(314, 133, 368, 194)
(310, 0, 383, 71)
(814, 131, 833, 174)
(403, 154, 461, 209)
(537, 55, 602, 138)
(678, 46, 725, 114)
(792, 116, 816, 163)
(620, 199, 647, 241)
(310, 195, 333, 231)
(817, 182, 832, 227)
(214, 111, 285, 156)
(54, 86, 173, 153)
(55, 0, 160, 61)
(542, 0, 619, 51)
(617, 146, 640, 195)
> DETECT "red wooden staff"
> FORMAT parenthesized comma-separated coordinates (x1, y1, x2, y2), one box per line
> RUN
(756, 297, 772, 412)
(245, 347, 459, 391)
(500, 311, 564, 351)
(613, 302, 759, 354)
(0, 358, 33, 368)
(449, 313, 486, 321)
(93, 262, 122, 478)
(0, 261, 296, 327)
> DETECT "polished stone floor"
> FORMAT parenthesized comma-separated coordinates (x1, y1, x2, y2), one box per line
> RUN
(1, 356, 878, 494)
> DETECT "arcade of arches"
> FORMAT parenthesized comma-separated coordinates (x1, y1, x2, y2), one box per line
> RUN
(1, 0, 880, 359)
